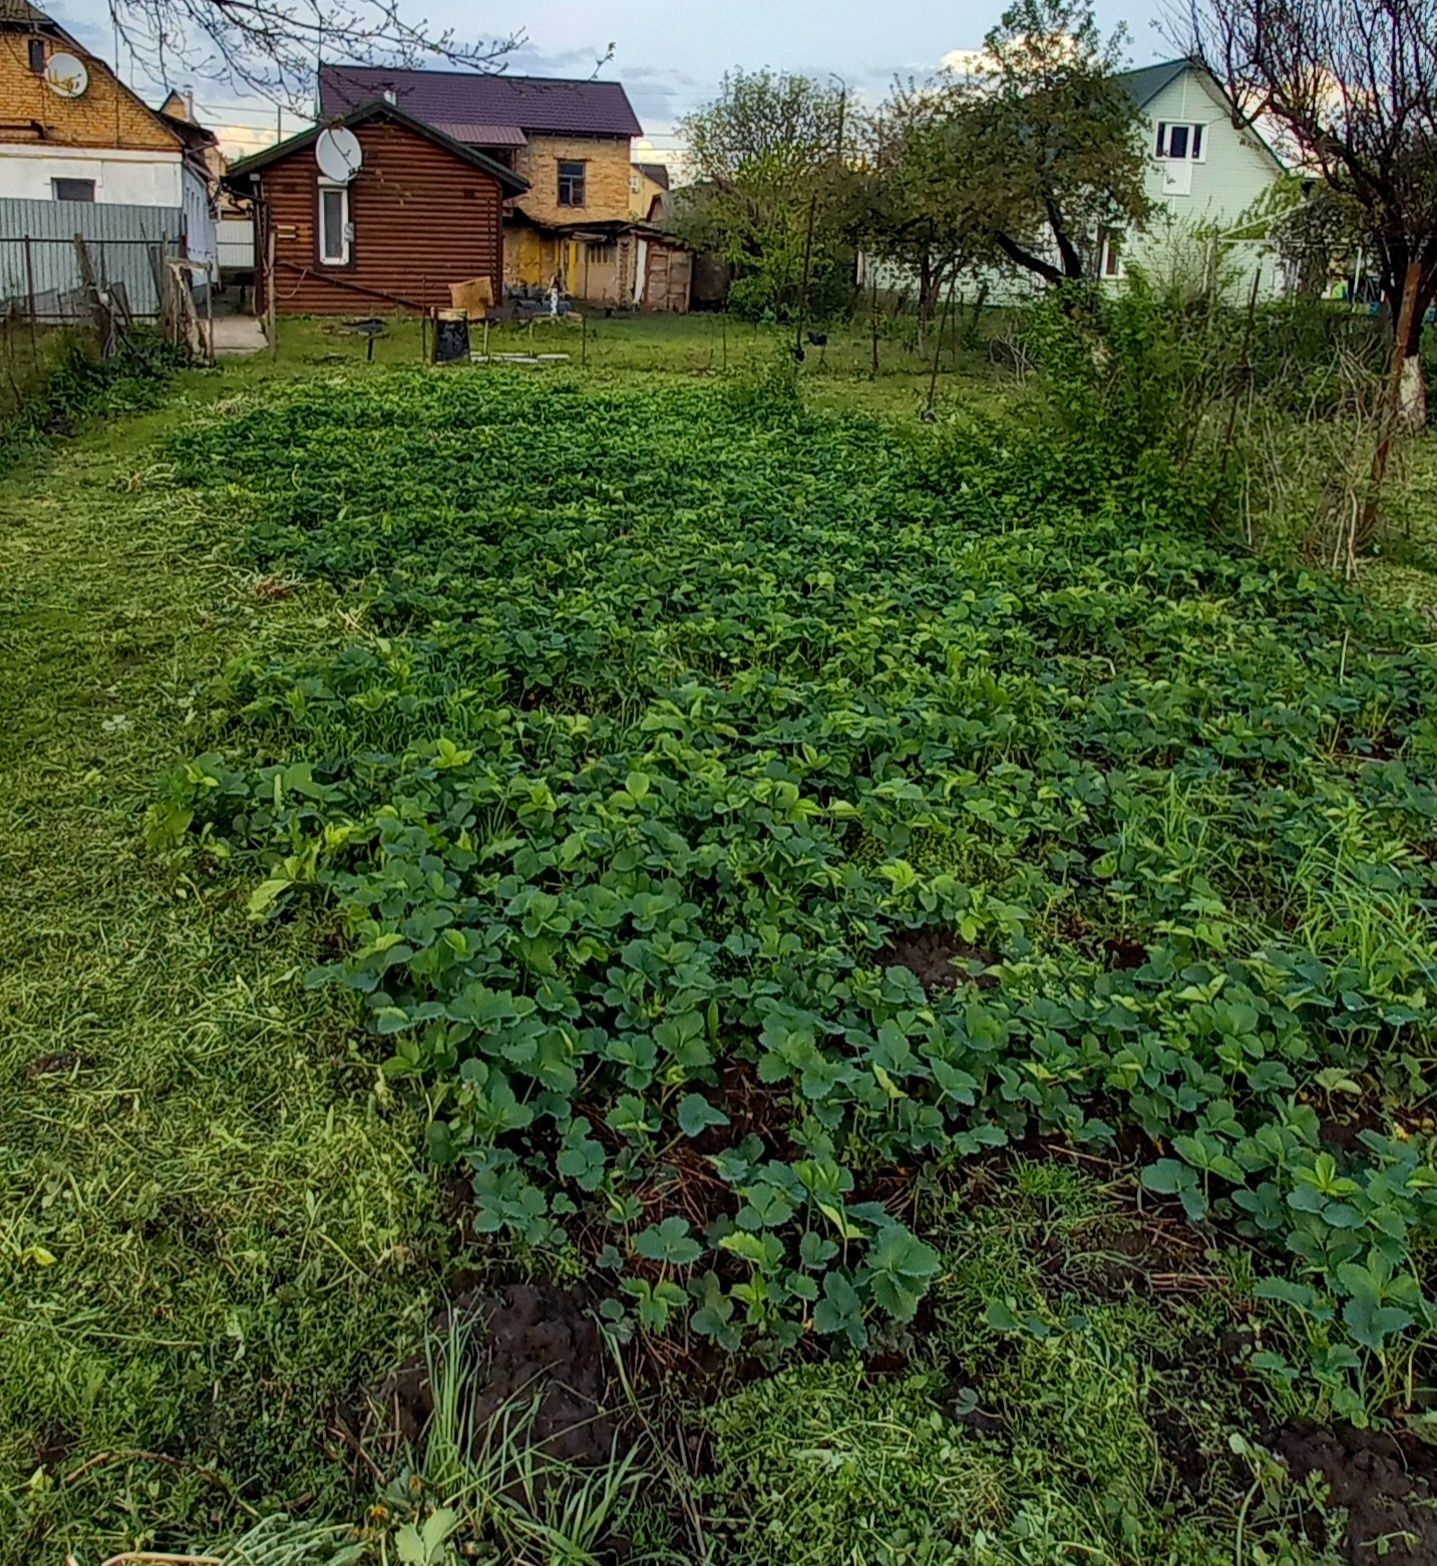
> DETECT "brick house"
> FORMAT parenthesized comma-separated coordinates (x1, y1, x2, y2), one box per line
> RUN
(224, 99, 528, 317)
(0, 0, 215, 263)
(316, 66, 686, 308)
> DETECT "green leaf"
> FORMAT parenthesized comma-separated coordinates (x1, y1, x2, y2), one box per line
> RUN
(676, 1093, 730, 1137)
(634, 1216, 702, 1267)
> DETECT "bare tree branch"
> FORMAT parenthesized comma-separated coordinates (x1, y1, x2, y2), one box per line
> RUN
(106, 0, 523, 108)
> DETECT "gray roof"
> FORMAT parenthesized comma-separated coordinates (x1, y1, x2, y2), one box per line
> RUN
(633, 161, 670, 191)
(1114, 59, 1194, 108)
(0, 0, 58, 25)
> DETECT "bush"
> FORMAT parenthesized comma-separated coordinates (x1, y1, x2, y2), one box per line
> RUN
(0, 327, 182, 472)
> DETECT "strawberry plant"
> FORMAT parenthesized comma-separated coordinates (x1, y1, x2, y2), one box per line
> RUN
(154, 372, 1437, 1379)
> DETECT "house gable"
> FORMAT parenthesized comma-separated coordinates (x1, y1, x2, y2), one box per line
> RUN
(237, 105, 513, 316)
(0, 4, 180, 151)
(1133, 64, 1284, 232)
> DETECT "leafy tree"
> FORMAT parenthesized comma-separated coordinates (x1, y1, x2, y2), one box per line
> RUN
(1185, 0, 1437, 424)
(859, 77, 981, 342)
(948, 0, 1151, 291)
(677, 70, 855, 321)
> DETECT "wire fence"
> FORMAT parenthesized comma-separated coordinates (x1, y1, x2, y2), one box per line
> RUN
(0, 199, 188, 323)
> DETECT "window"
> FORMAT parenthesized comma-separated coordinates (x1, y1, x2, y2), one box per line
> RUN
(557, 159, 586, 207)
(1098, 227, 1125, 279)
(589, 240, 617, 264)
(52, 178, 95, 202)
(28, 37, 45, 72)
(318, 181, 351, 265)
(1154, 121, 1205, 161)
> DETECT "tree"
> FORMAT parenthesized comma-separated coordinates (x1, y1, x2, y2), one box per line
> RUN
(107, 0, 520, 104)
(948, 0, 1151, 292)
(860, 77, 981, 342)
(676, 70, 856, 321)
(1184, 0, 1437, 424)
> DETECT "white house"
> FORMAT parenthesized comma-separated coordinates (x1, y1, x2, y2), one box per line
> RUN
(862, 57, 1288, 304)
(0, 0, 216, 266)
(1101, 58, 1287, 293)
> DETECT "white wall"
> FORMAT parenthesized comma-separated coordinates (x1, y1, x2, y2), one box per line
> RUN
(1136, 73, 1280, 233)
(0, 143, 184, 207)
(1127, 71, 1286, 296)
(181, 161, 215, 267)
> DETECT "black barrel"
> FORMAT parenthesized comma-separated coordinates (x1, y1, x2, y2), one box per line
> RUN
(432, 310, 470, 364)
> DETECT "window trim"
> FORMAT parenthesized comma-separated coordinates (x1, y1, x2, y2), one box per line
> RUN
(1154, 120, 1206, 162)
(52, 177, 96, 203)
(557, 159, 587, 208)
(1098, 227, 1125, 280)
(317, 179, 351, 267)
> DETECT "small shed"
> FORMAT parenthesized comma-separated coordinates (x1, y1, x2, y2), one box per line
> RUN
(508, 216, 691, 311)
(224, 100, 528, 317)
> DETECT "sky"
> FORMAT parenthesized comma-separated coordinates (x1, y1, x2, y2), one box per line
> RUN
(49, 0, 1179, 162)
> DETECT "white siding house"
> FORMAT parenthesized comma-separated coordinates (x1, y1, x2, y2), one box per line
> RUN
(861, 58, 1287, 304)
(1111, 59, 1287, 295)
(0, 1, 216, 268)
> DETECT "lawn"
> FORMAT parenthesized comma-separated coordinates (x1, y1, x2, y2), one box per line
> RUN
(3, 320, 1437, 1565)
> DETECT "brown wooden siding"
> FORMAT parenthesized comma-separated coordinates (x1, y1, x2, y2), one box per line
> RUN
(255, 115, 505, 316)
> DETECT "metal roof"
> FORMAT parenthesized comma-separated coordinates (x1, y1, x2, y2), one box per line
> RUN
(0, 0, 53, 23)
(318, 66, 643, 139)
(1113, 59, 1192, 108)
(225, 98, 529, 195)
(632, 161, 670, 190)
(433, 122, 527, 147)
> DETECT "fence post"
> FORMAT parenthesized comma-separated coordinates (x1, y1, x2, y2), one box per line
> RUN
(23, 233, 37, 352)
(73, 232, 113, 354)
(265, 225, 277, 360)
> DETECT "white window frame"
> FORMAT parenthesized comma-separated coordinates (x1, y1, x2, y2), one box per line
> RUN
(1099, 228, 1125, 280)
(317, 180, 351, 266)
(1154, 121, 1207, 162)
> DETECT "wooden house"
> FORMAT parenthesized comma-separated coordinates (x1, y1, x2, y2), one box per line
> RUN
(224, 100, 527, 317)
(316, 67, 681, 307)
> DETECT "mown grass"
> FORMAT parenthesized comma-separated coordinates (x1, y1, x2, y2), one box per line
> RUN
(0, 389, 447, 1563)
(252, 306, 1010, 418)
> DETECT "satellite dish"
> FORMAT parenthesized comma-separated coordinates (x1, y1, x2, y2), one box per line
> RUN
(315, 127, 363, 183)
(44, 51, 89, 98)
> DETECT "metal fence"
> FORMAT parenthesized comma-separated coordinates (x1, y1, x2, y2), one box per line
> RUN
(0, 199, 186, 322)
(217, 217, 255, 272)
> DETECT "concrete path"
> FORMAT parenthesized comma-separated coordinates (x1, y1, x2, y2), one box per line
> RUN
(206, 317, 268, 356)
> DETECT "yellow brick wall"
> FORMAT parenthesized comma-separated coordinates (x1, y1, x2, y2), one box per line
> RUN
(511, 134, 631, 226)
(629, 168, 666, 221)
(0, 30, 177, 150)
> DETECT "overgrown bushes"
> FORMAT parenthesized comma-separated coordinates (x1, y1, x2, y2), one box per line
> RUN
(0, 326, 181, 473)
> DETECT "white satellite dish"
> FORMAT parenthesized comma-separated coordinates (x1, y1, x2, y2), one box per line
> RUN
(315, 127, 363, 183)
(44, 51, 89, 98)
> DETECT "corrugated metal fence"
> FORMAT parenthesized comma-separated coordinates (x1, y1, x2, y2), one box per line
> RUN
(0, 199, 186, 322)
(217, 217, 255, 272)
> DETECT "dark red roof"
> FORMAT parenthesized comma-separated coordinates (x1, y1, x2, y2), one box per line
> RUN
(318, 66, 642, 139)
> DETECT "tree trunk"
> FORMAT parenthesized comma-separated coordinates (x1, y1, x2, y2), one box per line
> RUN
(916, 258, 941, 356)
(1398, 351, 1427, 433)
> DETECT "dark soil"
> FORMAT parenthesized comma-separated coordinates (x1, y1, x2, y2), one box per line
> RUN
(876, 927, 998, 996)
(1316, 1100, 1385, 1156)
(368, 1283, 616, 1469)
(1276, 1421, 1437, 1564)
